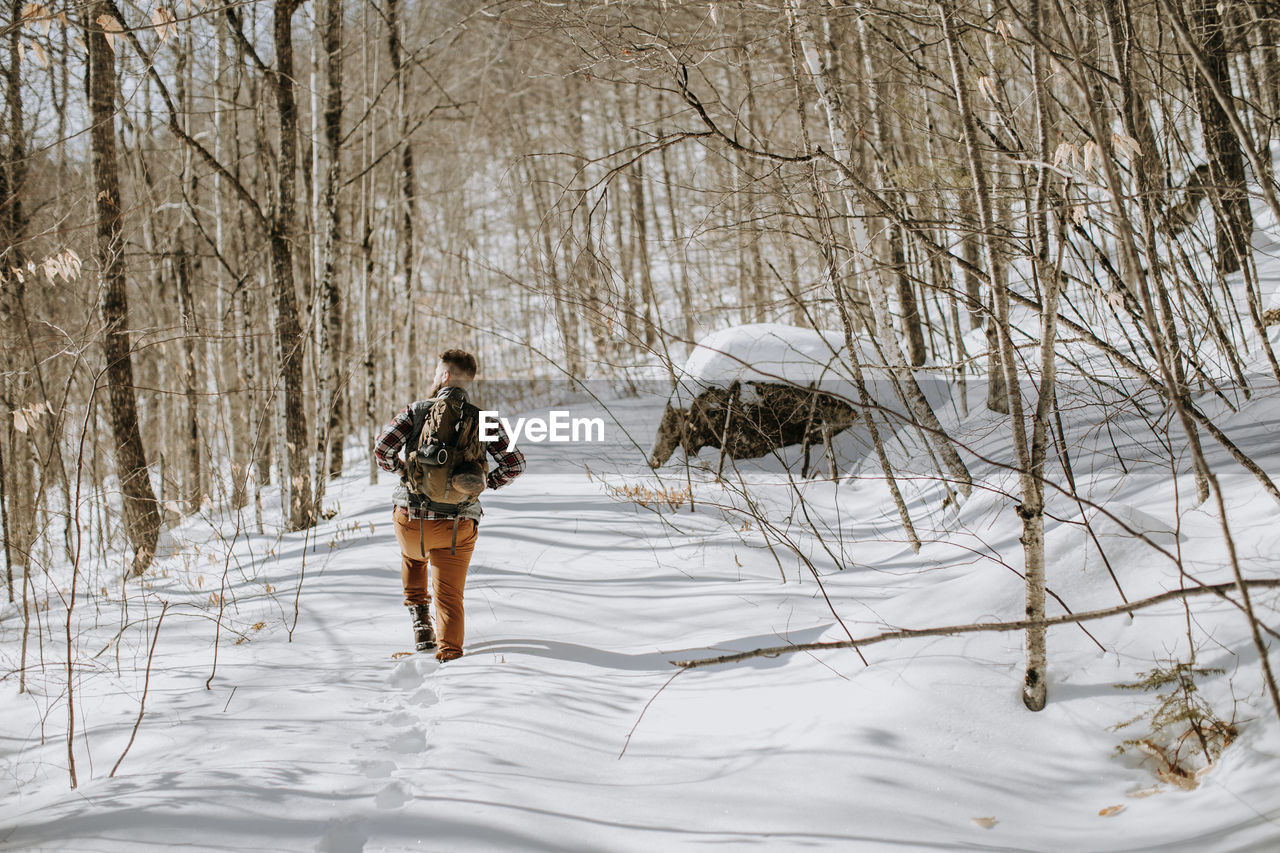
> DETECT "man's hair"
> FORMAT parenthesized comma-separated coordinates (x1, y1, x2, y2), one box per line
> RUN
(440, 349, 478, 379)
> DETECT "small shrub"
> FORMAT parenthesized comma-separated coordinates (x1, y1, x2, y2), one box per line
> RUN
(605, 481, 692, 511)
(1113, 659, 1237, 790)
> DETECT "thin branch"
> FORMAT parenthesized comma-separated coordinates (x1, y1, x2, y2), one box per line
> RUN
(109, 601, 169, 777)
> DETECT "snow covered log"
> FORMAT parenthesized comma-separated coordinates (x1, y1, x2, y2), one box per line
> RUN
(649, 325, 867, 469)
(647, 379, 856, 469)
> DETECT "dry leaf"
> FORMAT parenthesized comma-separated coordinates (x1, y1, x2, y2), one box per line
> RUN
(152, 7, 177, 42)
(1083, 140, 1099, 173)
(391, 651, 414, 659)
(1053, 141, 1077, 170)
(1158, 768, 1199, 790)
(1112, 133, 1140, 160)
(971, 817, 998, 829)
(30, 41, 48, 68)
(13, 409, 29, 434)
(1126, 786, 1162, 799)
(977, 75, 998, 105)
(96, 14, 121, 53)
(22, 3, 52, 34)
(1098, 805, 1126, 817)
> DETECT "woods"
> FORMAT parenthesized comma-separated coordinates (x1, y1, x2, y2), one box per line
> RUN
(3, 0, 1280, 801)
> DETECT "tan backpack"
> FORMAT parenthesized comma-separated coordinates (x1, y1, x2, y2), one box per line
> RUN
(403, 386, 489, 512)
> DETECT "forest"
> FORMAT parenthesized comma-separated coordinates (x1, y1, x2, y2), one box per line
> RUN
(3, 0, 1280, 849)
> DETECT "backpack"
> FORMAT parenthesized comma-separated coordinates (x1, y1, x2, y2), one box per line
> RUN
(402, 386, 489, 514)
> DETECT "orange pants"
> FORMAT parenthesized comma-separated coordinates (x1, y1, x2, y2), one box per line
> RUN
(392, 509, 478, 658)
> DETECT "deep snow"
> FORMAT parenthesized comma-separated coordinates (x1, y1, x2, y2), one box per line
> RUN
(3, 378, 1280, 851)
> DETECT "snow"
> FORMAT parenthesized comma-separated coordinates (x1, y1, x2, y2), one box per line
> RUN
(8, 197, 1280, 851)
(3, 381, 1280, 852)
(681, 323, 855, 385)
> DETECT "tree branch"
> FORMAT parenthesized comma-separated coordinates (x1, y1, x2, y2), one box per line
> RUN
(671, 579, 1280, 669)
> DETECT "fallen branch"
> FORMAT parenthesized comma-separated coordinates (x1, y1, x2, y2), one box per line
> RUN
(671, 579, 1280, 669)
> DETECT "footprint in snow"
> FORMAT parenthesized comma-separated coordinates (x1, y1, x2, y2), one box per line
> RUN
(390, 726, 426, 754)
(315, 818, 367, 853)
(375, 782, 410, 810)
(383, 710, 416, 727)
(357, 759, 396, 779)
(388, 656, 436, 689)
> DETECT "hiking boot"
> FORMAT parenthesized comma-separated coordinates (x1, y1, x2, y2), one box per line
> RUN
(410, 604, 435, 652)
(435, 649, 462, 662)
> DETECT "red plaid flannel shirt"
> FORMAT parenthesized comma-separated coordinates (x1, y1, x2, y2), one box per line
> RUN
(374, 402, 526, 520)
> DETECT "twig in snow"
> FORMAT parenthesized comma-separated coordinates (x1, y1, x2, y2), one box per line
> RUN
(619, 667, 686, 759)
(109, 601, 169, 778)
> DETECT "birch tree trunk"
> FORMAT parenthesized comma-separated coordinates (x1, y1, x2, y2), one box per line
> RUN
(938, 0, 1047, 709)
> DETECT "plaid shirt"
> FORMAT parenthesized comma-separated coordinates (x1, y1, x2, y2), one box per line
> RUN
(374, 401, 526, 520)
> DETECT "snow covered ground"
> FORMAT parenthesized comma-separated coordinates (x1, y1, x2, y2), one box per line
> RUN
(3, 377, 1280, 851)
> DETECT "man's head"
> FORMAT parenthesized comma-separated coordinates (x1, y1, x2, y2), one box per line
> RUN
(433, 349, 478, 389)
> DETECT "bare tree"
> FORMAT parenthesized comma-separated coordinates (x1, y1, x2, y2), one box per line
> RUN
(266, 0, 315, 531)
(87, 4, 160, 578)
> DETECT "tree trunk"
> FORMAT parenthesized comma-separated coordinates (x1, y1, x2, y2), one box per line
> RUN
(87, 3, 161, 577)
(314, 0, 345, 514)
(938, 0, 1046, 709)
(852, 19, 926, 365)
(174, 248, 201, 515)
(0, 0, 41, 585)
(627, 153, 657, 348)
(269, 0, 315, 531)
(386, 0, 417, 401)
(1187, 0, 1253, 274)
(789, 0, 972, 496)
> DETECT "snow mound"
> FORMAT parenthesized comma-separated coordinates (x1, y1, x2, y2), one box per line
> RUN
(1088, 503, 1183, 547)
(680, 323, 860, 386)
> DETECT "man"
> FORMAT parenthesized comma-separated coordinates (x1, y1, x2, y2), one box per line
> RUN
(374, 349, 525, 661)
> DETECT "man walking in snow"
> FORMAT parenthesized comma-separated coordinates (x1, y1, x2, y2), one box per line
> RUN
(374, 349, 525, 661)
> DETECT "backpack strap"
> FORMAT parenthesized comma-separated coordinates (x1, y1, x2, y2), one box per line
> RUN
(404, 399, 430, 467)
